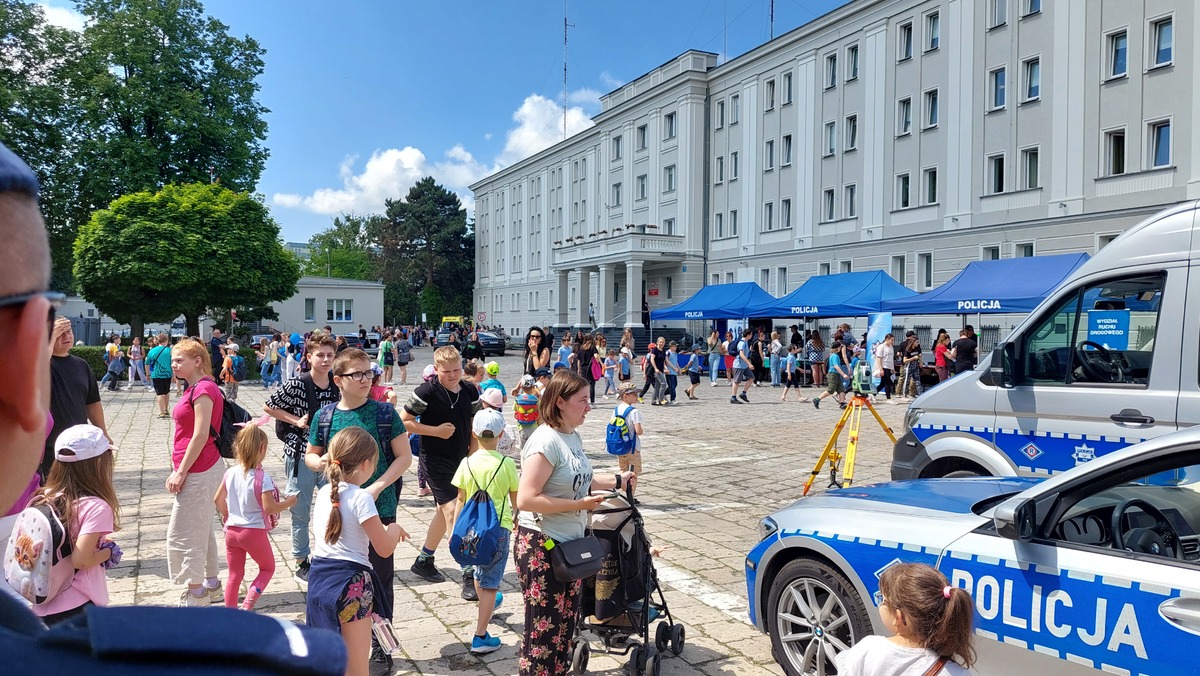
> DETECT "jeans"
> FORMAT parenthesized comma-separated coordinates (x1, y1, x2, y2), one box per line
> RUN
(284, 450, 327, 561)
(709, 353, 720, 383)
(770, 357, 782, 386)
(603, 375, 616, 396)
(665, 374, 678, 401)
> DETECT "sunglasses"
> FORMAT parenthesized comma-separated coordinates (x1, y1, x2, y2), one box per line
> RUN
(0, 290, 66, 335)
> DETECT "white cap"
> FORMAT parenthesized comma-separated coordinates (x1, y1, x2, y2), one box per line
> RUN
(225, 343, 240, 351)
(479, 387, 504, 409)
(54, 424, 115, 462)
(472, 409, 506, 438)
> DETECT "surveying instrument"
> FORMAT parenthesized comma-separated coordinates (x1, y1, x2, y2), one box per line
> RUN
(802, 361, 898, 496)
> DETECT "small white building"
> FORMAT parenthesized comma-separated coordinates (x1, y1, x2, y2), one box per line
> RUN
(269, 276, 386, 335)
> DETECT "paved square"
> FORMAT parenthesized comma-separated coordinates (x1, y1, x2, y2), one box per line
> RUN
(103, 350, 908, 674)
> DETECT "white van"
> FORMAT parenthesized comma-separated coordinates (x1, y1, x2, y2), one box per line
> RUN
(892, 201, 1200, 479)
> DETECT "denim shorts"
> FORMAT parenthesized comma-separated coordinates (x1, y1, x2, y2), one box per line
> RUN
(473, 527, 511, 590)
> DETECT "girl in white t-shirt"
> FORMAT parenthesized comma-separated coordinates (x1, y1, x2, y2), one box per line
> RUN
(214, 424, 296, 611)
(835, 563, 976, 676)
(306, 427, 408, 676)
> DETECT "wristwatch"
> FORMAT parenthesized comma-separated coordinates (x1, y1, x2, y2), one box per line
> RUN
(614, 473, 622, 490)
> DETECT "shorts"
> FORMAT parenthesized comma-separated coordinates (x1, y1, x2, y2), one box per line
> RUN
(733, 367, 753, 384)
(825, 372, 845, 394)
(619, 374, 630, 382)
(427, 474, 458, 506)
(152, 377, 172, 395)
(337, 569, 375, 625)
(473, 528, 511, 590)
(688, 372, 701, 385)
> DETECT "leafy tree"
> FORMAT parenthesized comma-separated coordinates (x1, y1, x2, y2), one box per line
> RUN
(375, 177, 474, 324)
(303, 214, 377, 281)
(74, 183, 300, 338)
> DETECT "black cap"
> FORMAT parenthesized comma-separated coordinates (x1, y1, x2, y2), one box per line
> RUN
(905, 330, 916, 337)
(534, 367, 552, 377)
(0, 141, 39, 197)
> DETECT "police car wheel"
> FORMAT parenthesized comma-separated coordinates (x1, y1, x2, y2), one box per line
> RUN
(767, 558, 871, 676)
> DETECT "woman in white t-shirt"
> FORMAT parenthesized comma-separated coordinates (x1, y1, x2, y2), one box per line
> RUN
(515, 371, 636, 675)
(873, 333, 897, 401)
(305, 427, 408, 676)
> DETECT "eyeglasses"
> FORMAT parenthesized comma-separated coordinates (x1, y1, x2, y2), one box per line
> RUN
(0, 290, 66, 335)
(336, 370, 373, 383)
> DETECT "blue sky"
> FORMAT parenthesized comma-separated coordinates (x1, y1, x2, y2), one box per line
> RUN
(37, 0, 849, 242)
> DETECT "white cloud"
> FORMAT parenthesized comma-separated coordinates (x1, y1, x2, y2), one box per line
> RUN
(567, 87, 602, 107)
(483, 132, 492, 141)
(36, 3, 86, 32)
(273, 91, 596, 217)
(599, 71, 624, 90)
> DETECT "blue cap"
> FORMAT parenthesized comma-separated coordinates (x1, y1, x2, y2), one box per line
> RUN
(553, 361, 568, 370)
(0, 141, 39, 198)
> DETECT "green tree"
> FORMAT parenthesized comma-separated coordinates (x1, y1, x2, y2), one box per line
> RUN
(303, 214, 377, 281)
(74, 183, 300, 338)
(375, 177, 474, 324)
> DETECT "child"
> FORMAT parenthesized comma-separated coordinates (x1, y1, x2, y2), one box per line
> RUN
(220, 343, 239, 401)
(478, 387, 517, 460)
(683, 344, 703, 400)
(214, 424, 298, 610)
(368, 364, 397, 406)
(834, 563, 975, 675)
(533, 366, 552, 393)
(479, 361, 507, 403)
(306, 427, 409, 676)
(463, 361, 483, 387)
(602, 349, 618, 398)
(664, 341, 681, 405)
(27, 424, 122, 626)
(557, 334, 573, 367)
(814, 340, 849, 410)
(451, 409, 519, 654)
(618, 347, 632, 382)
(512, 375, 539, 453)
(614, 382, 645, 479)
(781, 345, 802, 402)
(104, 349, 124, 391)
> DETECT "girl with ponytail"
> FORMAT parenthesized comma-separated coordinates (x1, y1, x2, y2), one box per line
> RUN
(305, 427, 409, 676)
(835, 562, 977, 675)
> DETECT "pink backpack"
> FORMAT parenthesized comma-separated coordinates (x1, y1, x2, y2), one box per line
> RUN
(253, 468, 280, 531)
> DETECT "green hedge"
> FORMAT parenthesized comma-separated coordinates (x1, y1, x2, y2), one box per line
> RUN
(69, 346, 263, 382)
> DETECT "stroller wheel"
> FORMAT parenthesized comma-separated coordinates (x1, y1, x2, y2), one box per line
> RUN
(645, 653, 662, 676)
(670, 623, 686, 656)
(654, 621, 670, 652)
(571, 640, 589, 675)
(627, 645, 648, 674)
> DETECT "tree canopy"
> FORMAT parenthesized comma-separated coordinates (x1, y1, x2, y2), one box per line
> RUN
(74, 183, 299, 337)
(303, 214, 377, 281)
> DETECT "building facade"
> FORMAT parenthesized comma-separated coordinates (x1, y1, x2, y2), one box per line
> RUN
(471, 0, 1198, 335)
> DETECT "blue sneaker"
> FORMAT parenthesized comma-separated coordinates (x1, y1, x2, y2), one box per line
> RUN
(471, 631, 502, 654)
(494, 591, 504, 610)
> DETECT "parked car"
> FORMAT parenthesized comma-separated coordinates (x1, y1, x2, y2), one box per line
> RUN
(340, 334, 365, 351)
(476, 331, 506, 356)
(432, 331, 455, 348)
(746, 427, 1200, 676)
(362, 332, 380, 358)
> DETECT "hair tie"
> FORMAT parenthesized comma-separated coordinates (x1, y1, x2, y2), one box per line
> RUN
(330, 460, 341, 467)
(943, 586, 953, 599)
(330, 501, 340, 507)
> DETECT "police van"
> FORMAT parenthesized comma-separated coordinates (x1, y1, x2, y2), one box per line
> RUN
(892, 201, 1200, 480)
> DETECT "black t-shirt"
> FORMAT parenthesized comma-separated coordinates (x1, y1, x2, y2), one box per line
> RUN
(404, 380, 481, 478)
(649, 347, 666, 372)
(46, 355, 101, 476)
(209, 337, 224, 365)
(790, 331, 803, 348)
(902, 340, 922, 365)
(952, 338, 978, 369)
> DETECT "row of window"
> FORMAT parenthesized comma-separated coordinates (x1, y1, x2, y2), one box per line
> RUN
(611, 112, 677, 160)
(609, 164, 677, 207)
(302, 298, 354, 323)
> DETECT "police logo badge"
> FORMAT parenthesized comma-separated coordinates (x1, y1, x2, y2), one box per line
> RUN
(1072, 443, 1096, 466)
(1020, 442, 1043, 461)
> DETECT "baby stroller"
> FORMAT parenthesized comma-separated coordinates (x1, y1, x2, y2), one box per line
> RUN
(571, 488, 685, 675)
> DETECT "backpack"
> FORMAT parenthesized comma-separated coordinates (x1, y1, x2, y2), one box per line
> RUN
(4, 503, 74, 606)
(513, 393, 539, 427)
(230, 355, 248, 382)
(448, 459, 509, 566)
(605, 403, 637, 456)
(590, 354, 603, 380)
(314, 401, 399, 498)
(189, 377, 254, 459)
(253, 468, 280, 531)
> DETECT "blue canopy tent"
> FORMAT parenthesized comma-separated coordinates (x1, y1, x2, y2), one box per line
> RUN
(650, 281, 777, 320)
(743, 270, 919, 318)
(880, 253, 1090, 315)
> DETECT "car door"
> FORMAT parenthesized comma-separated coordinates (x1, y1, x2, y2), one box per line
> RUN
(991, 268, 1183, 476)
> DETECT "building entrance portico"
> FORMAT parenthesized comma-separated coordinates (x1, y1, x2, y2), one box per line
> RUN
(555, 259, 650, 329)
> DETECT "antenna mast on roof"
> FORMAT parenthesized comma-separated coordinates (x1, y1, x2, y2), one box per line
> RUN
(770, 0, 775, 40)
(563, 1, 574, 141)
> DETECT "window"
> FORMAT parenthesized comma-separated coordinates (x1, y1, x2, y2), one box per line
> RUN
(726, 272, 735, 284)
(715, 156, 724, 183)
(846, 44, 859, 80)
(663, 165, 676, 193)
(1022, 147, 1039, 189)
(1105, 129, 1126, 175)
(636, 124, 647, 150)
(636, 174, 648, 200)
(611, 182, 622, 206)
(923, 167, 938, 204)
(896, 173, 911, 208)
(326, 299, 353, 322)
(1149, 120, 1171, 168)
(823, 189, 836, 221)
(918, 253, 932, 289)
(612, 136, 622, 160)
(763, 202, 775, 231)
(715, 101, 725, 128)
(711, 273, 720, 285)
(819, 262, 831, 276)
(1097, 233, 1119, 250)
(781, 198, 792, 229)
(990, 67, 1007, 109)
(824, 122, 836, 156)
(304, 298, 315, 322)
(845, 115, 858, 149)
(777, 267, 789, 295)
(1151, 17, 1173, 67)
(783, 72, 793, 104)
(898, 22, 913, 61)
(840, 260, 853, 274)
(982, 245, 1000, 260)
(988, 154, 1005, 194)
(765, 140, 776, 169)
(925, 12, 940, 51)
(759, 269, 770, 289)
(664, 218, 676, 235)
(1023, 58, 1040, 100)
(730, 94, 740, 124)
(844, 184, 857, 218)
(825, 54, 838, 88)
(730, 151, 740, 180)
(664, 112, 677, 140)
(729, 209, 738, 236)
(897, 98, 912, 134)
(665, 277, 673, 300)
(1108, 31, 1128, 78)
(924, 89, 939, 127)
(714, 212, 724, 238)
(766, 79, 776, 108)
(782, 134, 793, 165)
(891, 255, 907, 285)
(1017, 242, 1034, 257)
(990, 0, 1007, 28)
(1024, 0, 1041, 15)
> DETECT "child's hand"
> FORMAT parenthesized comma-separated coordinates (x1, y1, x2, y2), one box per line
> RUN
(98, 540, 122, 569)
(649, 545, 669, 557)
(388, 523, 410, 543)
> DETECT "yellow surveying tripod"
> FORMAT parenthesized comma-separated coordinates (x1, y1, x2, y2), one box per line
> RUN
(802, 393, 898, 496)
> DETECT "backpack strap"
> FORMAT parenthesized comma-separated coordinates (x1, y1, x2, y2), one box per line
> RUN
(253, 467, 268, 526)
(465, 456, 507, 522)
(921, 657, 949, 676)
(188, 376, 223, 443)
(375, 402, 395, 463)
(315, 403, 337, 448)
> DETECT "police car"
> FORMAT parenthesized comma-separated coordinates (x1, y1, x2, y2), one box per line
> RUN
(746, 427, 1200, 675)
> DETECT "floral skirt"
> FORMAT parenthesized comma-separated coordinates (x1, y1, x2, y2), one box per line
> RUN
(515, 525, 583, 676)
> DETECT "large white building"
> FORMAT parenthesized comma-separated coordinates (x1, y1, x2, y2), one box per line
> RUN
(471, 0, 1198, 336)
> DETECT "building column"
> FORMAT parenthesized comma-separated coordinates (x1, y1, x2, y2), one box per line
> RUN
(555, 269, 569, 328)
(575, 267, 592, 328)
(596, 264, 615, 327)
(624, 260, 644, 329)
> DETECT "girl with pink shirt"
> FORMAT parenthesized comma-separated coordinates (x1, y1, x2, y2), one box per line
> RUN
(28, 424, 122, 625)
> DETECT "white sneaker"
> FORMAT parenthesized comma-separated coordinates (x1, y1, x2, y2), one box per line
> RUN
(178, 589, 209, 607)
(710, 382, 718, 387)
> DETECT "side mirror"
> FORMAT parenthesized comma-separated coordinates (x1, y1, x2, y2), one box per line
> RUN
(994, 496, 1036, 541)
(989, 344, 1016, 389)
